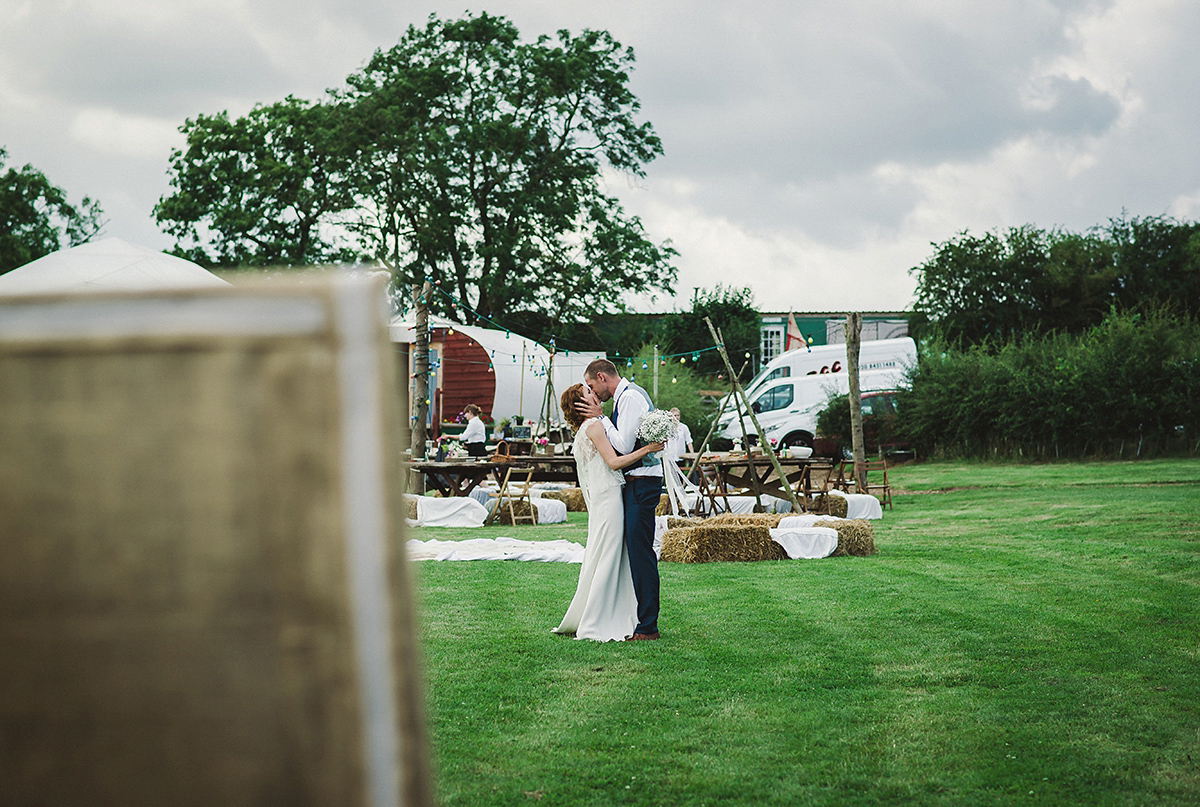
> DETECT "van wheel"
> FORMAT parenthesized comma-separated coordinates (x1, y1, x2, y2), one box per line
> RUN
(780, 432, 814, 449)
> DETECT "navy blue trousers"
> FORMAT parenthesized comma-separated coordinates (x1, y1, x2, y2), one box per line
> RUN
(622, 475, 663, 634)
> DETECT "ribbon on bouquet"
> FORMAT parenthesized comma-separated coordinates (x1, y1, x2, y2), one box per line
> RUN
(661, 456, 691, 516)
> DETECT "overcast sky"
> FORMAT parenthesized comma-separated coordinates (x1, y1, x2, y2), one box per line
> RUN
(3, 0, 1198, 312)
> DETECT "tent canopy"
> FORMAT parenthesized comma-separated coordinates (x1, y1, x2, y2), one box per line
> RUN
(390, 315, 603, 424)
(0, 238, 228, 296)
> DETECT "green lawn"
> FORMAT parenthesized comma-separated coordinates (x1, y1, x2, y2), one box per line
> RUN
(406, 460, 1200, 806)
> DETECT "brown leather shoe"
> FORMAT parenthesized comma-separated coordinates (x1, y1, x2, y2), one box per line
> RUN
(626, 631, 660, 641)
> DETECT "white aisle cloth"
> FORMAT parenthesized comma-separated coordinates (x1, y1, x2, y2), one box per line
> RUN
(551, 419, 638, 642)
(407, 537, 583, 562)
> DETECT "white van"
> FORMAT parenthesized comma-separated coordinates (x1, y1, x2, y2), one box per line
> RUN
(716, 337, 916, 448)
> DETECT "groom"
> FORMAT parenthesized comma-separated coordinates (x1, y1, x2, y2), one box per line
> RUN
(579, 358, 663, 641)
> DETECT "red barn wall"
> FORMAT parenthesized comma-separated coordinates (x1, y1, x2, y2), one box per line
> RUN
(435, 328, 495, 422)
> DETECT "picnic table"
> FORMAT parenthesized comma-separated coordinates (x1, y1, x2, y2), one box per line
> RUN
(684, 451, 817, 504)
(409, 455, 579, 497)
(408, 460, 506, 497)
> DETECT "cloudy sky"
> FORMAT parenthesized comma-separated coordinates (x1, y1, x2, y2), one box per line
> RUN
(3, 0, 1198, 312)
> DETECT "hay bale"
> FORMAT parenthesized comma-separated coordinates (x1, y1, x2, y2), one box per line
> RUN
(800, 494, 847, 518)
(654, 493, 671, 516)
(660, 524, 788, 563)
(405, 497, 419, 521)
(659, 527, 698, 563)
(543, 488, 587, 511)
(665, 515, 703, 530)
(814, 518, 876, 556)
(705, 512, 786, 527)
(492, 499, 539, 525)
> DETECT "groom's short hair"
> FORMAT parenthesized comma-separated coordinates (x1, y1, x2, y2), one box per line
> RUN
(585, 358, 617, 380)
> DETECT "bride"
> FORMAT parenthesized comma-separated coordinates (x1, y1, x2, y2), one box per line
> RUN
(553, 383, 665, 642)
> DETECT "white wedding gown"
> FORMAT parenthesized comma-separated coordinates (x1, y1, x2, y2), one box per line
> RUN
(552, 418, 638, 642)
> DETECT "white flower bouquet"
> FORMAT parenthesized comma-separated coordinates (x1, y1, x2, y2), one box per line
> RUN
(637, 409, 678, 444)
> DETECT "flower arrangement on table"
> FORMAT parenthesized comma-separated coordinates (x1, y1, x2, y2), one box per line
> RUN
(436, 436, 467, 459)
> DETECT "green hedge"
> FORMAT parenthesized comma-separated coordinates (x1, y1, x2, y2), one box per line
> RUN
(898, 310, 1200, 458)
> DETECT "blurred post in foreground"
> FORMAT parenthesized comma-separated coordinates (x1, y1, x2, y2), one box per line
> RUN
(0, 275, 433, 807)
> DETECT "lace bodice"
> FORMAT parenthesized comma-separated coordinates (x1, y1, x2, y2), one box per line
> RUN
(573, 418, 625, 501)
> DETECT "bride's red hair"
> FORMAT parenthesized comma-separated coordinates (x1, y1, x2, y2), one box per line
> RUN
(560, 383, 587, 431)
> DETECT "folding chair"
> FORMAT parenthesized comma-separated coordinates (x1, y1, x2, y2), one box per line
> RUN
(799, 462, 837, 514)
(857, 459, 893, 510)
(694, 463, 732, 516)
(485, 465, 538, 525)
(832, 459, 854, 493)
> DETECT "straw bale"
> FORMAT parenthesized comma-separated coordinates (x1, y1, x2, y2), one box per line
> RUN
(655, 493, 671, 516)
(660, 524, 788, 564)
(802, 494, 847, 518)
(814, 518, 876, 556)
(704, 512, 786, 527)
(405, 497, 419, 521)
(665, 515, 703, 530)
(543, 488, 587, 511)
(659, 527, 698, 563)
(492, 499, 539, 525)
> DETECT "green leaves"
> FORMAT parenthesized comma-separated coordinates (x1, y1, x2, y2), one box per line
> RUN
(154, 97, 359, 267)
(0, 147, 104, 274)
(910, 216, 1200, 346)
(337, 12, 675, 323)
(155, 11, 676, 323)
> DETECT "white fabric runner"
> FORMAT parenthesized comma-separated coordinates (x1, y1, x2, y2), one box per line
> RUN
(407, 537, 584, 562)
(829, 489, 884, 519)
(769, 526, 838, 558)
(405, 495, 488, 527)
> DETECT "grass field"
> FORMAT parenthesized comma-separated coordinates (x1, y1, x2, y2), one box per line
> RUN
(406, 459, 1200, 806)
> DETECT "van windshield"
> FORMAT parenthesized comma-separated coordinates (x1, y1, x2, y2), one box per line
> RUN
(752, 384, 794, 413)
(744, 365, 789, 394)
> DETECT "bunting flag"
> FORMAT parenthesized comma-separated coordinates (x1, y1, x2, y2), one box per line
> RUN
(785, 310, 806, 352)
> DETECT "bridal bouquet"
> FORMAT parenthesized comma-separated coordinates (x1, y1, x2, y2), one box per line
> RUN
(637, 409, 678, 445)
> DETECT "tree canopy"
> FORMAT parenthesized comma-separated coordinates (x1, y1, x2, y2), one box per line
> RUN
(155, 12, 677, 324)
(1, 147, 104, 274)
(910, 215, 1200, 346)
(659, 285, 761, 378)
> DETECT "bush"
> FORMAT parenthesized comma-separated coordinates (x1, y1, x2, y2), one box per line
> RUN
(899, 309, 1200, 458)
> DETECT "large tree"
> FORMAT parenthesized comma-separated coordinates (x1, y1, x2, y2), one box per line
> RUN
(154, 97, 359, 267)
(154, 12, 677, 320)
(1, 147, 104, 274)
(339, 12, 676, 323)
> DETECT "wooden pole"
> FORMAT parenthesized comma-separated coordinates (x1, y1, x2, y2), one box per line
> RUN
(845, 312, 866, 490)
(653, 344, 659, 399)
(518, 341, 527, 421)
(688, 358, 749, 478)
(411, 282, 431, 466)
(704, 318, 801, 513)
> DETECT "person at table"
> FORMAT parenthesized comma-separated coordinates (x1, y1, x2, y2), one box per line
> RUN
(553, 383, 664, 643)
(664, 407, 694, 464)
(461, 404, 487, 458)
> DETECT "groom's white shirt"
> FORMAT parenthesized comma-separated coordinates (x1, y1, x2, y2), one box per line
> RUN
(601, 377, 663, 478)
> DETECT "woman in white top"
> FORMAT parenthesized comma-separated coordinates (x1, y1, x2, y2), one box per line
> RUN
(461, 403, 487, 458)
(552, 383, 664, 642)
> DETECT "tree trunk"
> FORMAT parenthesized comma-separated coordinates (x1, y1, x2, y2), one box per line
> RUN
(845, 313, 866, 490)
(411, 282, 432, 473)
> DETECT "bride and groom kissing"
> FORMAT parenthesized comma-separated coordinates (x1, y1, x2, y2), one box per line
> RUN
(552, 358, 668, 643)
